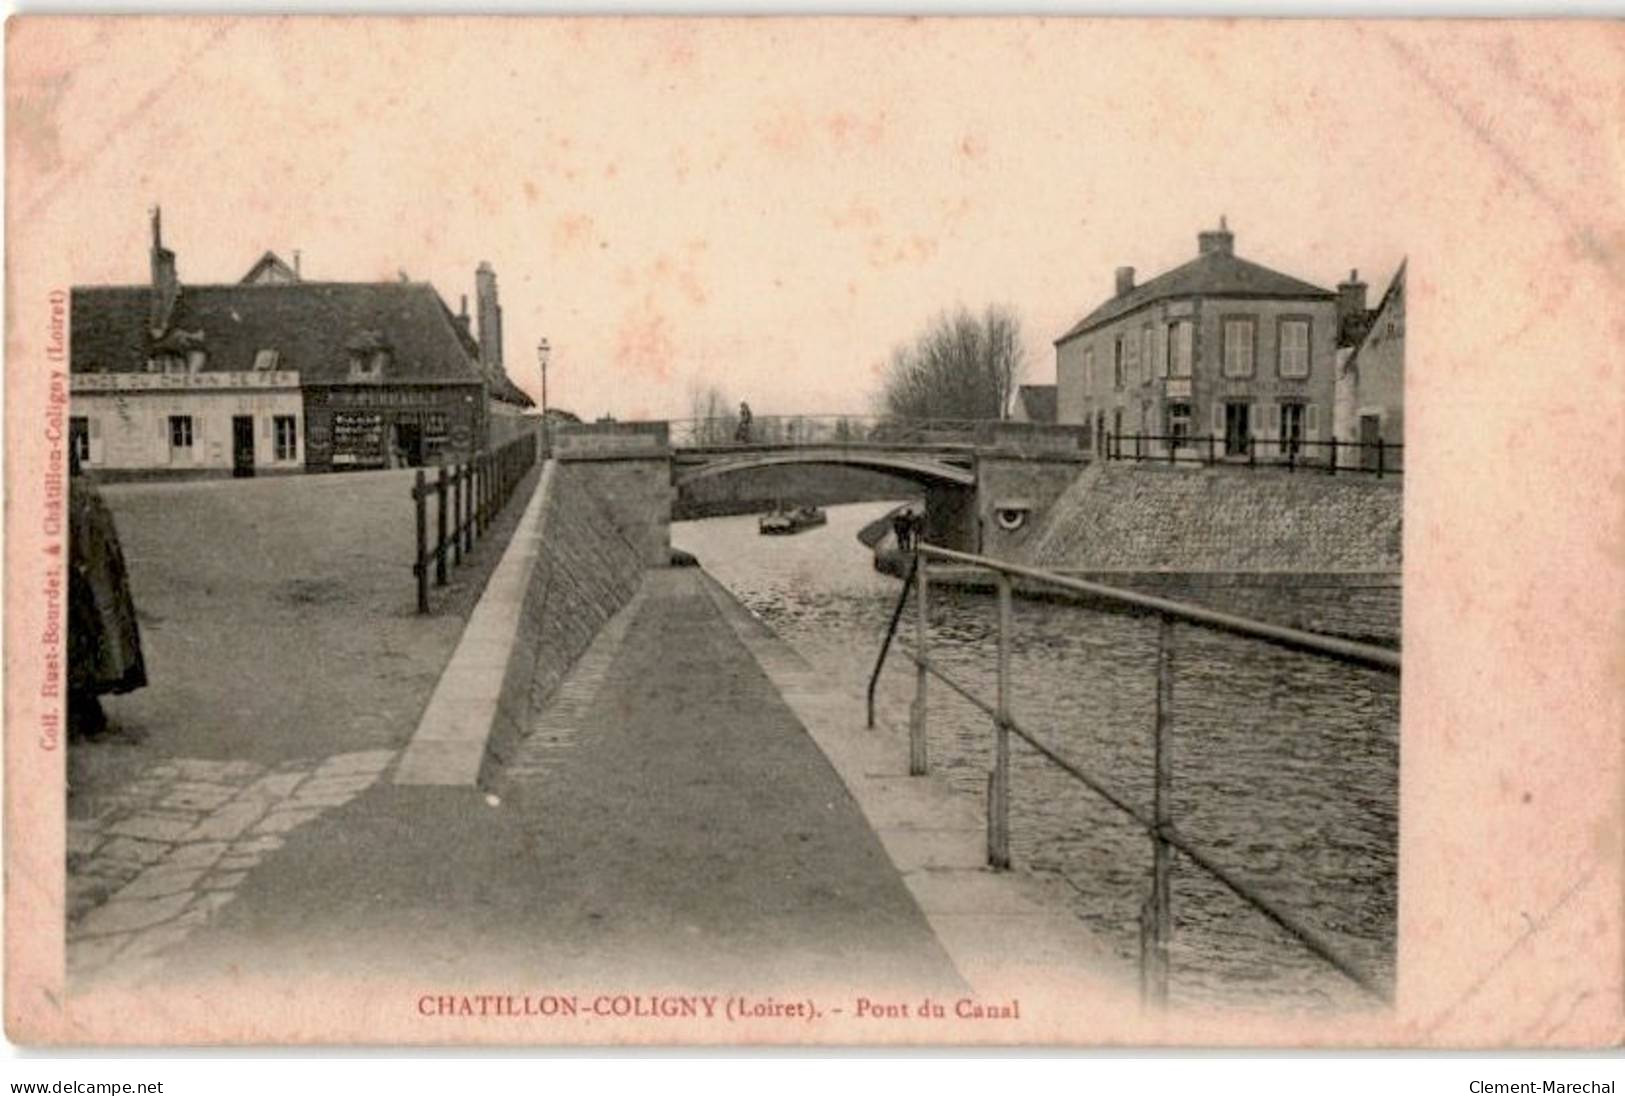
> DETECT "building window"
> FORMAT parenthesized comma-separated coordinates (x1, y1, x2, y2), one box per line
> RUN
(69, 416, 90, 465)
(1279, 319, 1310, 378)
(254, 348, 281, 371)
(1280, 402, 1305, 457)
(1168, 320, 1193, 378)
(1083, 347, 1095, 393)
(1114, 336, 1126, 390)
(1167, 401, 1192, 447)
(1223, 318, 1255, 378)
(274, 415, 298, 461)
(1224, 401, 1252, 456)
(169, 415, 194, 452)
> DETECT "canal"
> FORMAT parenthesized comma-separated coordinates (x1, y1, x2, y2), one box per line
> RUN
(674, 501, 1399, 1011)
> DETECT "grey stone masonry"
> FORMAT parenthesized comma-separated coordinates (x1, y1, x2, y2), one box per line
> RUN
(1024, 462, 1401, 573)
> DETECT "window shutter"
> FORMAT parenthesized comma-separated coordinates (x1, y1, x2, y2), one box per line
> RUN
(1212, 401, 1225, 435)
(1267, 404, 1280, 438)
(262, 415, 272, 439)
(1156, 327, 1168, 378)
(160, 415, 169, 440)
(1306, 404, 1321, 440)
(89, 417, 101, 439)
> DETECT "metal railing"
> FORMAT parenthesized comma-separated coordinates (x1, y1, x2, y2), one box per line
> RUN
(866, 543, 1399, 1006)
(668, 415, 1004, 450)
(410, 431, 539, 613)
(1100, 431, 1403, 477)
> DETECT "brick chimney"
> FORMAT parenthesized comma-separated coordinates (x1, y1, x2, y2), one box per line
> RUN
(1336, 268, 1369, 345)
(1197, 215, 1234, 257)
(1115, 266, 1135, 297)
(455, 294, 473, 339)
(147, 206, 180, 337)
(475, 261, 503, 372)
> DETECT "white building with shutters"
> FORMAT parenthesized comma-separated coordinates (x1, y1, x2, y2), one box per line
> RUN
(68, 370, 305, 478)
(1054, 220, 1343, 464)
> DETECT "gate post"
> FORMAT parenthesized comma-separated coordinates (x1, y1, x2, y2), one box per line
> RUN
(413, 471, 428, 614)
(435, 465, 450, 586)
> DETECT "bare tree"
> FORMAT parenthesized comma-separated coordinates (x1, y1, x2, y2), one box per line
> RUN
(686, 380, 737, 445)
(877, 305, 1026, 422)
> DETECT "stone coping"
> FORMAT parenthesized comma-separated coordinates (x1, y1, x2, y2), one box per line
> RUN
(394, 461, 557, 786)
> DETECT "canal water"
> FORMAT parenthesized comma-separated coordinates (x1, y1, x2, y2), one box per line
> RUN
(673, 501, 1399, 1011)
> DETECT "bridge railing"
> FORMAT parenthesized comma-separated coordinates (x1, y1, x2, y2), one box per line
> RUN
(866, 543, 1399, 1007)
(667, 415, 1000, 449)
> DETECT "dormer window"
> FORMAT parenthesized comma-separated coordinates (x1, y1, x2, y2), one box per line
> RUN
(187, 349, 207, 374)
(346, 330, 392, 379)
(253, 348, 281, 371)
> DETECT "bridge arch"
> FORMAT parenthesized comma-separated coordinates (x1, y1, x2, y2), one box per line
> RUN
(672, 448, 976, 488)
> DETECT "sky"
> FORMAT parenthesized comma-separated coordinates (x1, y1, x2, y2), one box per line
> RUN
(1, 17, 1573, 422)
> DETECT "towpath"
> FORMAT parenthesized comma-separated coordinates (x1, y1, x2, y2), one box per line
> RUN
(76, 567, 961, 993)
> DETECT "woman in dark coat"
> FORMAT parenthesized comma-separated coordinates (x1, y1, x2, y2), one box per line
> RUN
(67, 453, 146, 739)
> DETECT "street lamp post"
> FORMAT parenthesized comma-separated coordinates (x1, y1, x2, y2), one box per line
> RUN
(537, 337, 551, 456)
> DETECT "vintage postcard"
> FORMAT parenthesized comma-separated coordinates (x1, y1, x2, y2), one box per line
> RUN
(4, 16, 1621, 1047)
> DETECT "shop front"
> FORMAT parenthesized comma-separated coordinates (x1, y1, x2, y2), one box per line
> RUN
(303, 384, 483, 473)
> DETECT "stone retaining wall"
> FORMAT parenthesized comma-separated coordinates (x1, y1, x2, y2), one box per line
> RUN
(1024, 462, 1402, 572)
(478, 462, 648, 785)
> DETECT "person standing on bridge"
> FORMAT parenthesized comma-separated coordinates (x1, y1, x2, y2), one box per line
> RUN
(735, 401, 753, 443)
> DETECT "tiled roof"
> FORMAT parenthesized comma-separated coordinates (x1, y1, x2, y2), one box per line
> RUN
(1056, 250, 1334, 346)
(71, 281, 492, 387)
(1016, 384, 1057, 423)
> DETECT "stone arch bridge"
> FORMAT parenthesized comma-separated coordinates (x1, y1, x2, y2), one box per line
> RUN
(549, 418, 1089, 564)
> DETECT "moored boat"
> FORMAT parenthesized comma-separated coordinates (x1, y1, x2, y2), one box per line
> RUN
(758, 504, 828, 535)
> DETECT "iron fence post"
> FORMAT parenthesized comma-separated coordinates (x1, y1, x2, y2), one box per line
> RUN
(1146, 615, 1174, 1007)
(1376, 438, 1386, 479)
(989, 572, 1013, 870)
(1328, 436, 1338, 476)
(909, 550, 930, 776)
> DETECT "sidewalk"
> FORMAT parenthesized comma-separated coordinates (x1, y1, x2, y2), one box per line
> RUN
(89, 567, 961, 993)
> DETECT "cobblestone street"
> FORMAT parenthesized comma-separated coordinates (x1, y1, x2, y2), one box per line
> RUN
(68, 750, 395, 986)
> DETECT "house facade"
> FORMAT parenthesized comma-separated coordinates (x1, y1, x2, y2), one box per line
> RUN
(70, 211, 532, 478)
(1334, 261, 1405, 470)
(1055, 220, 1355, 463)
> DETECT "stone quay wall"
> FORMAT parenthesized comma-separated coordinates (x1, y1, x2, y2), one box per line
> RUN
(478, 460, 649, 784)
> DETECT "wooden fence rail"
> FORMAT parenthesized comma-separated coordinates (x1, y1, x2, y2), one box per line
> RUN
(411, 431, 540, 613)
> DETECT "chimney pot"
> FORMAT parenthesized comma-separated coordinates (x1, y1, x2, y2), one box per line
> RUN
(1197, 217, 1235, 257)
(1115, 266, 1135, 297)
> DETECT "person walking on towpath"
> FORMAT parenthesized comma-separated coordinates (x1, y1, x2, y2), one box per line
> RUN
(735, 401, 753, 443)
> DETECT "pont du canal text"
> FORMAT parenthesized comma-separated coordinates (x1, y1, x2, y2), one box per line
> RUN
(415, 994, 1021, 1023)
